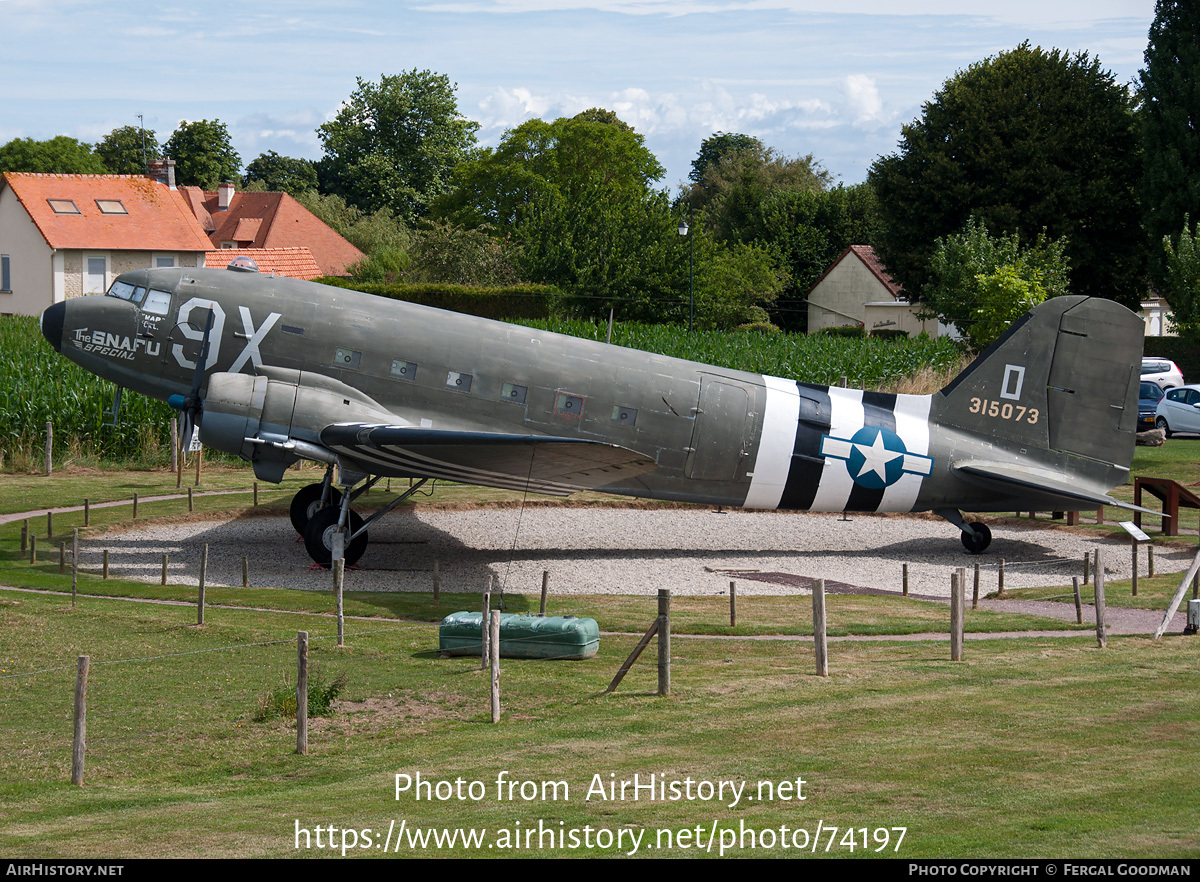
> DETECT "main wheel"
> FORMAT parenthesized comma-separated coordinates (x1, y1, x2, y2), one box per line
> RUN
(290, 483, 343, 535)
(303, 506, 367, 568)
(1156, 416, 1173, 438)
(961, 522, 992, 554)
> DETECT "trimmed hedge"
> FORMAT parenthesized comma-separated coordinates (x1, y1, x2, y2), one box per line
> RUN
(314, 278, 561, 321)
(1143, 336, 1200, 386)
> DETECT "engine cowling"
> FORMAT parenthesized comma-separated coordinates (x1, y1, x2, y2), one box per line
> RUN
(199, 367, 400, 482)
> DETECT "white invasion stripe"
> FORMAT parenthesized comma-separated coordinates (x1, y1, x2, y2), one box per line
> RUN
(743, 375, 801, 510)
(809, 387, 865, 512)
(879, 393, 933, 512)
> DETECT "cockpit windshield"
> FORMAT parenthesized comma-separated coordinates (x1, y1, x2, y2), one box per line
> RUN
(107, 279, 171, 316)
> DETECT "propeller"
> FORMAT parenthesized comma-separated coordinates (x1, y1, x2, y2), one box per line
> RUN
(168, 308, 215, 452)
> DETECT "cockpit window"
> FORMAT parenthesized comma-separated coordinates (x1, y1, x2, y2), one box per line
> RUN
(107, 280, 136, 300)
(142, 289, 172, 316)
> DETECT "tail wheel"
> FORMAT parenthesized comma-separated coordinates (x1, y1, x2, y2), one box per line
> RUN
(1155, 416, 1173, 438)
(303, 506, 367, 568)
(289, 483, 343, 536)
(961, 522, 992, 554)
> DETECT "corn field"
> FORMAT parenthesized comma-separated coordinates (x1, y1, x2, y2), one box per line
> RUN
(0, 316, 175, 467)
(516, 318, 965, 387)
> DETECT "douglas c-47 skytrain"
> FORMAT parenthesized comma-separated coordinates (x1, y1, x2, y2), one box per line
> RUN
(40, 262, 1148, 567)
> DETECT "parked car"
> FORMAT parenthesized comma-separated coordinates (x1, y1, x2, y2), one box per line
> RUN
(1142, 357, 1185, 389)
(1154, 384, 1200, 436)
(1139, 381, 1165, 431)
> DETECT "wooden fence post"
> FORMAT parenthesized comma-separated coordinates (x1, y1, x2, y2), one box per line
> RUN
(83, 498, 89, 527)
(161, 554, 168, 586)
(187, 487, 193, 512)
(20, 519, 27, 553)
(657, 589, 671, 696)
(812, 578, 828, 677)
(29, 534, 36, 564)
(1132, 539, 1139, 597)
(998, 559, 1005, 597)
(45, 420, 52, 477)
(335, 559, 345, 648)
(194, 446, 202, 487)
(729, 580, 737, 627)
(71, 529, 78, 607)
(253, 482, 259, 506)
(46, 510, 53, 538)
(1095, 550, 1107, 649)
(902, 562, 908, 596)
(481, 577, 492, 669)
(490, 610, 501, 723)
(197, 544, 207, 625)
(71, 655, 88, 785)
(972, 563, 980, 610)
(59, 541, 65, 574)
(1083, 552, 1090, 586)
(1073, 577, 1083, 624)
(950, 570, 964, 661)
(170, 417, 178, 476)
(101, 548, 108, 579)
(242, 555, 249, 589)
(540, 570, 549, 616)
(297, 632, 308, 755)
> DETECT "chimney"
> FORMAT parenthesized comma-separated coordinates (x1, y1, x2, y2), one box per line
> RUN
(147, 159, 176, 190)
(218, 181, 235, 211)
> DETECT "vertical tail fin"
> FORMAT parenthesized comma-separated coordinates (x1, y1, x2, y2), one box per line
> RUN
(935, 295, 1143, 473)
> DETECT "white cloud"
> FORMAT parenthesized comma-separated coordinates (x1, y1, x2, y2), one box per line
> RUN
(841, 73, 886, 125)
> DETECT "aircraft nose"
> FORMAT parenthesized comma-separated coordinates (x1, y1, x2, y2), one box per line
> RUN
(40, 301, 66, 353)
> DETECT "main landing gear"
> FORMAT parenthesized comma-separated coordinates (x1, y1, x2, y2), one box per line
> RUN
(934, 508, 992, 555)
(289, 467, 430, 568)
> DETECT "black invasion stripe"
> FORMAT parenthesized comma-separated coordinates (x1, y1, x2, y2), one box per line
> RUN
(778, 383, 831, 511)
(845, 391, 898, 512)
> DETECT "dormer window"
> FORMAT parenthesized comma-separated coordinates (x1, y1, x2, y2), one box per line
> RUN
(47, 199, 80, 214)
(95, 200, 127, 215)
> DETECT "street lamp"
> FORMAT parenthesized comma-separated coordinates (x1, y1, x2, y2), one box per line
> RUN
(677, 213, 694, 333)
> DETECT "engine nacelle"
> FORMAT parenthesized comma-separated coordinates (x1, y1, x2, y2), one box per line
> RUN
(199, 367, 400, 482)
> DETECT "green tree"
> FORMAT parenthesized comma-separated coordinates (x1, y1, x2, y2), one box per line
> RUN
(94, 125, 159, 174)
(317, 70, 479, 222)
(294, 191, 411, 266)
(163, 119, 241, 189)
(1162, 215, 1200, 337)
(242, 151, 318, 195)
(403, 222, 521, 286)
(688, 131, 762, 184)
(869, 42, 1143, 309)
(0, 136, 106, 174)
(922, 217, 1070, 349)
(1140, 1, 1200, 283)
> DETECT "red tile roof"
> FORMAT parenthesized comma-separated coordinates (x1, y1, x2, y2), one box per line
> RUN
(182, 187, 363, 276)
(203, 247, 324, 280)
(2, 173, 213, 252)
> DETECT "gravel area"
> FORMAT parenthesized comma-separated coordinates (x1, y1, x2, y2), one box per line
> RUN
(88, 507, 1197, 599)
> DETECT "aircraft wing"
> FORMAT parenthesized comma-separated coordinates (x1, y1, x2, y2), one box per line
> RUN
(952, 460, 1156, 514)
(319, 424, 658, 496)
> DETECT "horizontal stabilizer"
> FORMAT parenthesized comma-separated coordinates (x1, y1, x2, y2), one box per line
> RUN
(320, 424, 658, 496)
(952, 460, 1154, 514)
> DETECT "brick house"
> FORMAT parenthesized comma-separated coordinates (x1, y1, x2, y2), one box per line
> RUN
(806, 245, 942, 336)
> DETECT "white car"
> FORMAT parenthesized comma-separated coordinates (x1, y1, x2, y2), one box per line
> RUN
(1155, 384, 1200, 436)
(1142, 357, 1185, 389)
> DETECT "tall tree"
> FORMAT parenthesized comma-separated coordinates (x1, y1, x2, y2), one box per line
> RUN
(0, 136, 106, 174)
(242, 150, 318, 195)
(163, 119, 241, 189)
(1140, 0, 1200, 284)
(94, 125, 159, 174)
(317, 70, 479, 222)
(688, 132, 762, 185)
(869, 43, 1144, 309)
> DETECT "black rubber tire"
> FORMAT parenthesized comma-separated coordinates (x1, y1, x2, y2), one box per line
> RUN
(1156, 416, 1173, 439)
(303, 506, 367, 568)
(961, 522, 992, 554)
(289, 483, 342, 536)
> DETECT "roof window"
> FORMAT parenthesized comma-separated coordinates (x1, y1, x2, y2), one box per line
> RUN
(95, 200, 127, 215)
(47, 199, 80, 214)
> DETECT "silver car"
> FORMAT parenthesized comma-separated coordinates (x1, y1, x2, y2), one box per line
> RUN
(1142, 357, 1185, 389)
(1155, 384, 1200, 436)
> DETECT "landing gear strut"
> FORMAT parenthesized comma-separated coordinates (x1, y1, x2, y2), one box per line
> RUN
(294, 474, 432, 568)
(289, 468, 341, 536)
(934, 508, 992, 555)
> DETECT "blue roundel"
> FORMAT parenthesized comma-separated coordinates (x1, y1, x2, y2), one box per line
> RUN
(845, 426, 909, 490)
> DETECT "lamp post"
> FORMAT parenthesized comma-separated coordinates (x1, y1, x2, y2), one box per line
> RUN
(678, 211, 694, 333)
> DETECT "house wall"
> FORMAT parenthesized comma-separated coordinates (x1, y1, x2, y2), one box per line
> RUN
(807, 256, 891, 331)
(61, 250, 203, 302)
(0, 186, 55, 316)
(863, 302, 940, 337)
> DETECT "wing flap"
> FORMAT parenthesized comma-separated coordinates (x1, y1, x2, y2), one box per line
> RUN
(320, 424, 658, 496)
(952, 460, 1154, 514)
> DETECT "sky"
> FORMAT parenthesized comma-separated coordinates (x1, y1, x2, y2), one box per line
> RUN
(0, 0, 1157, 191)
